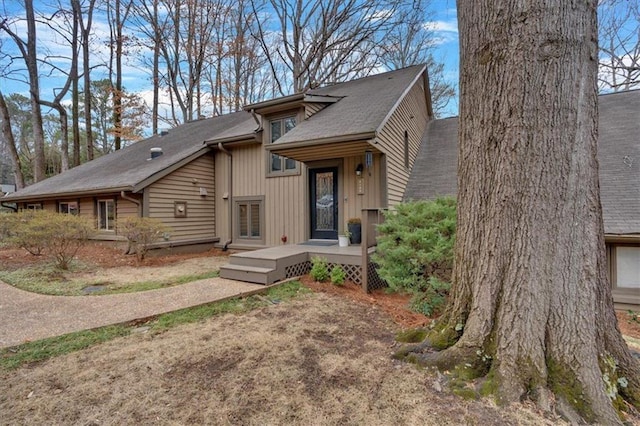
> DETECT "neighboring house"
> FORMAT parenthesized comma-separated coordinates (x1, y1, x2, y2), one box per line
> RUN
(2, 65, 431, 253)
(404, 89, 640, 308)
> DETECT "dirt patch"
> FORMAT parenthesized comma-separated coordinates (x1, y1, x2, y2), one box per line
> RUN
(0, 293, 565, 425)
(0, 242, 230, 289)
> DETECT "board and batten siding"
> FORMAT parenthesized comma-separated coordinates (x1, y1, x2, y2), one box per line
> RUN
(216, 143, 307, 247)
(147, 153, 216, 241)
(341, 154, 383, 223)
(375, 77, 429, 206)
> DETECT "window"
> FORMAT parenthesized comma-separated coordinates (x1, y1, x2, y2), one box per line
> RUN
(97, 199, 115, 231)
(269, 115, 298, 174)
(614, 246, 640, 289)
(59, 201, 79, 215)
(235, 197, 264, 243)
(25, 203, 42, 210)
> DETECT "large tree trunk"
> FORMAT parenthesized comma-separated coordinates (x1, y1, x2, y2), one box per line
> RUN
(404, 1, 640, 424)
(0, 91, 25, 189)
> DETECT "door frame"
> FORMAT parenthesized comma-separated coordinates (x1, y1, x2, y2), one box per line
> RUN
(309, 166, 340, 240)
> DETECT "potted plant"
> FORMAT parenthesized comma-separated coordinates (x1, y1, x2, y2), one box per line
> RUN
(347, 217, 361, 244)
(338, 232, 350, 247)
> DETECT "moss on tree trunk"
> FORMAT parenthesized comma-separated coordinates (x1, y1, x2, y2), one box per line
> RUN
(402, 0, 640, 423)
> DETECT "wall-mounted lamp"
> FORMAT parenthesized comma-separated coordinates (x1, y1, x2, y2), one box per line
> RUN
(365, 150, 373, 169)
(355, 163, 363, 176)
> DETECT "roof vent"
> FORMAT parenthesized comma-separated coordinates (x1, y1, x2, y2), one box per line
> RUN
(150, 147, 163, 159)
(160, 129, 169, 136)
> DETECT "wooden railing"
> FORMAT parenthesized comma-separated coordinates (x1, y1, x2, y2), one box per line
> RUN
(360, 208, 386, 292)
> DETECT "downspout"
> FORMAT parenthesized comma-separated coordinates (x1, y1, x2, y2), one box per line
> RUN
(1, 201, 17, 212)
(218, 142, 233, 250)
(120, 191, 141, 216)
(250, 108, 262, 131)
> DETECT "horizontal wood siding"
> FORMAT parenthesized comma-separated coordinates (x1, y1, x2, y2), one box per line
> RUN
(376, 78, 429, 206)
(304, 102, 325, 119)
(147, 153, 216, 241)
(79, 198, 94, 219)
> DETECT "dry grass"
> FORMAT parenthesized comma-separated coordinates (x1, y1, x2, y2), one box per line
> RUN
(0, 292, 563, 426)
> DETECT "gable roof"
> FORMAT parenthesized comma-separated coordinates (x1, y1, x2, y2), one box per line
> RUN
(272, 65, 428, 146)
(404, 89, 640, 236)
(3, 111, 254, 202)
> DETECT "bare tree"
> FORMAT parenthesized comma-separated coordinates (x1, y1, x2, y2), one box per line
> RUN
(598, 0, 640, 91)
(73, 0, 97, 161)
(379, 1, 455, 115)
(0, 90, 25, 189)
(401, 0, 640, 423)
(252, 0, 403, 94)
(106, 0, 134, 150)
(0, 0, 47, 182)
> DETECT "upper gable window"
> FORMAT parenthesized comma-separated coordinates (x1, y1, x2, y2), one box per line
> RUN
(268, 115, 298, 175)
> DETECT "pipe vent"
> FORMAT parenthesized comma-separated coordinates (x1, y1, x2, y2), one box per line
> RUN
(150, 147, 163, 159)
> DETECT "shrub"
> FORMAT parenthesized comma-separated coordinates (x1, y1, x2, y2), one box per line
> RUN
(372, 198, 456, 315)
(6, 211, 95, 269)
(8, 211, 55, 256)
(330, 265, 346, 286)
(0, 213, 18, 247)
(118, 217, 169, 261)
(310, 256, 329, 282)
(44, 213, 95, 269)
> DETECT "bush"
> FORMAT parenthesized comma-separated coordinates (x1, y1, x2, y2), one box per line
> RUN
(0, 213, 18, 247)
(330, 265, 346, 286)
(310, 256, 329, 282)
(44, 213, 95, 269)
(6, 211, 95, 269)
(372, 198, 456, 315)
(118, 217, 169, 261)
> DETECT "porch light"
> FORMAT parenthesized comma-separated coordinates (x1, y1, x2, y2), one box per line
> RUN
(365, 150, 373, 168)
(355, 163, 363, 176)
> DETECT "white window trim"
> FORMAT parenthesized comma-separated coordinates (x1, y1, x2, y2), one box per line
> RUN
(97, 199, 116, 231)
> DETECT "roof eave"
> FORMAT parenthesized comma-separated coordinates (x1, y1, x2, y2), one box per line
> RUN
(204, 132, 261, 145)
(244, 93, 305, 113)
(265, 132, 377, 152)
(1, 186, 134, 203)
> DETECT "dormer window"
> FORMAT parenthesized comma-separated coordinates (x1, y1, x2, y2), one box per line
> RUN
(269, 115, 298, 174)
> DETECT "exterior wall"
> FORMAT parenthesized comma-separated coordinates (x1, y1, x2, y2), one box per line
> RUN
(376, 77, 429, 206)
(217, 143, 308, 247)
(304, 102, 326, 119)
(147, 153, 216, 241)
(340, 154, 383, 225)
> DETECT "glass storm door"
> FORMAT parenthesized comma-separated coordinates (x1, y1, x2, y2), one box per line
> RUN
(310, 168, 338, 240)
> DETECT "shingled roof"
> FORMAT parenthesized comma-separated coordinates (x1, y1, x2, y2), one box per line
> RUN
(3, 111, 254, 202)
(272, 64, 428, 145)
(404, 89, 640, 236)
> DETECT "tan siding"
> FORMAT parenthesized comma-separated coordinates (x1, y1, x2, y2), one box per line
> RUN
(79, 198, 94, 219)
(117, 198, 139, 218)
(264, 169, 307, 246)
(376, 78, 429, 206)
(304, 102, 325, 119)
(232, 145, 266, 196)
(341, 155, 383, 224)
(147, 153, 216, 241)
(42, 201, 56, 212)
(215, 151, 231, 243)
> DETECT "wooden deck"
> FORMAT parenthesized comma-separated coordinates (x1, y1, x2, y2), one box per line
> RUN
(220, 243, 365, 285)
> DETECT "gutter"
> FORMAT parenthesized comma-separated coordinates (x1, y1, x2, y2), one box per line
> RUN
(1, 186, 133, 203)
(264, 132, 376, 152)
(1, 201, 17, 212)
(217, 142, 233, 250)
(120, 191, 142, 217)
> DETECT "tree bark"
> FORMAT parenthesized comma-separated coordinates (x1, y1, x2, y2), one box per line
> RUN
(404, 1, 640, 424)
(0, 91, 25, 189)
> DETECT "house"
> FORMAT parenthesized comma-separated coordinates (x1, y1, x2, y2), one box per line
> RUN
(404, 89, 640, 308)
(2, 65, 431, 261)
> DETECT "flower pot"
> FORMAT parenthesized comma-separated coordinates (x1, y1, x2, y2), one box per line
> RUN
(338, 235, 349, 247)
(347, 222, 361, 244)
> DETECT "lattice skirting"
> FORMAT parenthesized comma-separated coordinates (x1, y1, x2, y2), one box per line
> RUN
(284, 260, 386, 290)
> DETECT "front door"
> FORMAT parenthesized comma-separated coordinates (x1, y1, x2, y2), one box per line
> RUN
(310, 167, 338, 239)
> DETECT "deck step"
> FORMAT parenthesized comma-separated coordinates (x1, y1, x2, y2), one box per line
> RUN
(219, 264, 277, 285)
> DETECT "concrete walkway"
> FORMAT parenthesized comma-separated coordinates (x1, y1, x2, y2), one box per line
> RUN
(0, 278, 263, 348)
